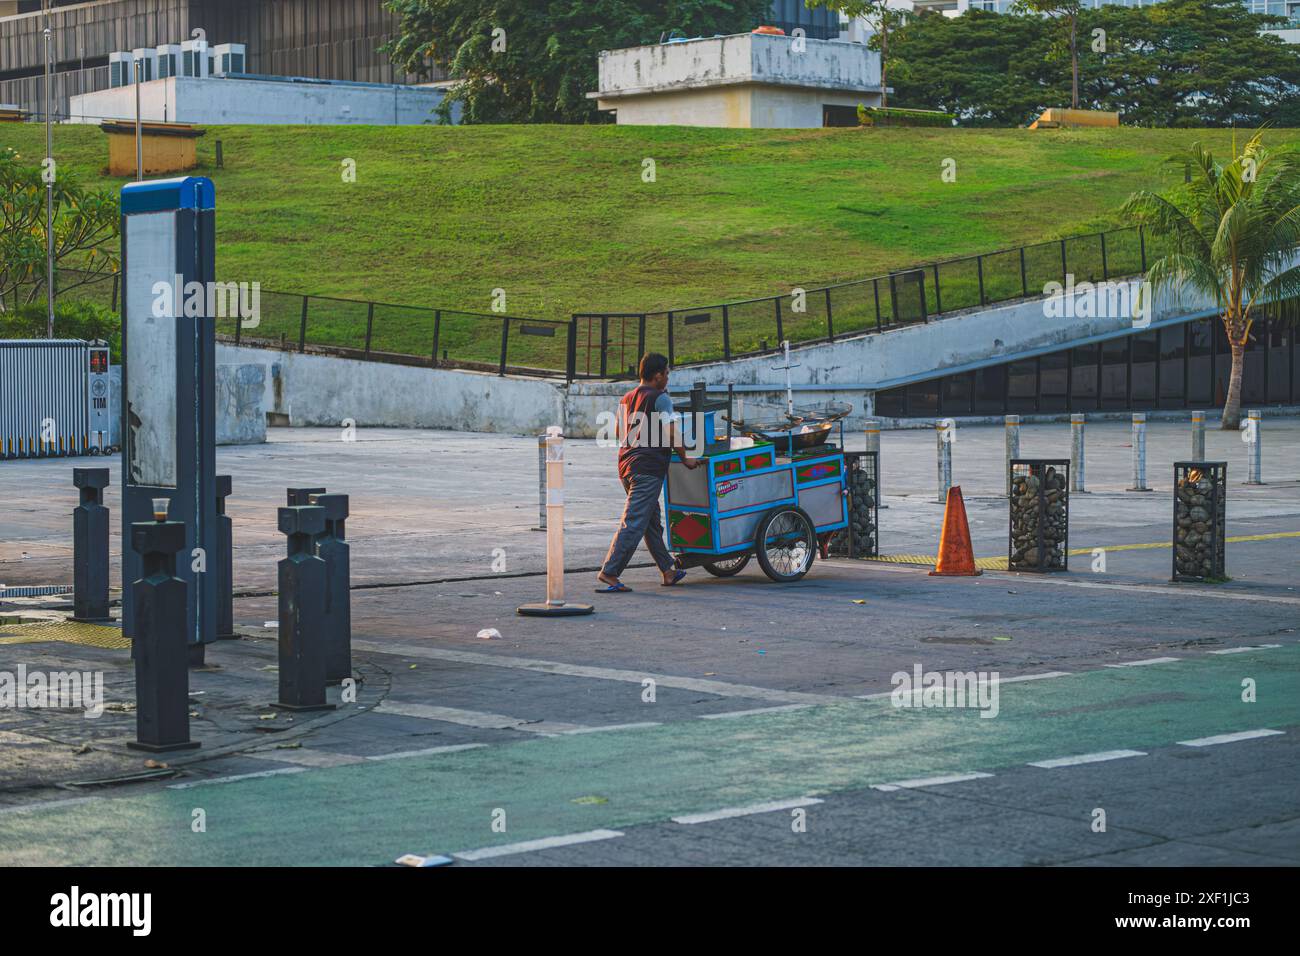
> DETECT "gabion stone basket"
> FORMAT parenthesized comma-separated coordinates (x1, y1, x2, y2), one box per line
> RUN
(1008, 459, 1070, 572)
(1173, 461, 1227, 582)
(829, 451, 878, 559)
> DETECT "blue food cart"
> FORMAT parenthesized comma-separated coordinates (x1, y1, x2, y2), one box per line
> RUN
(664, 384, 848, 582)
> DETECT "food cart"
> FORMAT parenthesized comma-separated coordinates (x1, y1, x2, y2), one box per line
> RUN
(664, 382, 848, 582)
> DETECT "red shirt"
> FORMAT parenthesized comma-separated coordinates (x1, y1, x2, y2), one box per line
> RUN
(617, 385, 673, 481)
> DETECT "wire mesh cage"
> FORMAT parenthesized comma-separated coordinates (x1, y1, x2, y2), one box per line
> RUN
(1172, 461, 1227, 582)
(829, 451, 878, 558)
(1008, 459, 1070, 572)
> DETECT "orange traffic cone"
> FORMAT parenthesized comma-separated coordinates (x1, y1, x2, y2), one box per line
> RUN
(930, 486, 982, 576)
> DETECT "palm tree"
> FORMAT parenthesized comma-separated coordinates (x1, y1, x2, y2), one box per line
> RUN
(1123, 130, 1300, 430)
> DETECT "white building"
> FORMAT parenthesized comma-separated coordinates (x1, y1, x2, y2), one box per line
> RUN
(590, 31, 883, 128)
(69, 73, 453, 126)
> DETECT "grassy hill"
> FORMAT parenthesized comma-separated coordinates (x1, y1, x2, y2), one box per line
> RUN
(6, 123, 1296, 368)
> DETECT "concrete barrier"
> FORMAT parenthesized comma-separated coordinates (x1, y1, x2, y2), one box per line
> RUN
(109, 362, 267, 446)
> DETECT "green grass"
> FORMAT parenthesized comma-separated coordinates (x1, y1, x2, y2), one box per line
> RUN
(6, 123, 1296, 370)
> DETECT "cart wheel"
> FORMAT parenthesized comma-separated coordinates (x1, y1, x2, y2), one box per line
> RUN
(703, 553, 751, 577)
(754, 506, 816, 582)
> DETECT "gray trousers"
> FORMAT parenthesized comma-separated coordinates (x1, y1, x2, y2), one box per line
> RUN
(601, 472, 675, 577)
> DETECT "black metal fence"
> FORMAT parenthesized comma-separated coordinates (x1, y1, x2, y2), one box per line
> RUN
(225, 291, 571, 379)
(12, 270, 574, 380)
(573, 226, 1156, 377)
(20, 224, 1160, 382)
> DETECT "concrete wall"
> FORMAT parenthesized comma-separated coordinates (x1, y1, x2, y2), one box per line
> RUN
(108, 362, 267, 446)
(605, 86, 753, 127)
(604, 84, 877, 127)
(216, 363, 267, 445)
(197, 278, 1218, 439)
(684, 278, 1213, 392)
(215, 344, 567, 434)
(593, 32, 881, 127)
(69, 75, 450, 125)
(597, 33, 881, 96)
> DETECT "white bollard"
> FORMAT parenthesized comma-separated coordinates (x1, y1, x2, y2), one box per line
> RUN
(1191, 410, 1205, 461)
(1129, 413, 1151, 491)
(517, 427, 594, 617)
(1245, 409, 1263, 484)
(535, 433, 547, 531)
(936, 419, 953, 504)
(1070, 413, 1086, 492)
(864, 420, 885, 508)
(1004, 415, 1020, 497)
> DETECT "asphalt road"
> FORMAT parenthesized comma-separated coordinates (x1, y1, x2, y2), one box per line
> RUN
(0, 419, 1297, 866)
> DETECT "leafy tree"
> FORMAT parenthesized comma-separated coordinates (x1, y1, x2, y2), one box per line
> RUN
(887, 10, 1059, 125)
(885, 1, 1300, 128)
(0, 146, 119, 320)
(1123, 131, 1300, 429)
(805, 1, 904, 108)
(1014, 0, 1083, 110)
(383, 0, 771, 124)
(1079, 0, 1300, 128)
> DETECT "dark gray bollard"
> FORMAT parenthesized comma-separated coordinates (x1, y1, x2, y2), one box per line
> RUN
(311, 493, 352, 685)
(128, 518, 200, 752)
(72, 468, 111, 622)
(287, 486, 326, 506)
(273, 505, 334, 712)
(215, 475, 236, 640)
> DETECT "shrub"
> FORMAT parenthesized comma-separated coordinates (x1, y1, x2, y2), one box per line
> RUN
(857, 105, 956, 128)
(0, 300, 121, 362)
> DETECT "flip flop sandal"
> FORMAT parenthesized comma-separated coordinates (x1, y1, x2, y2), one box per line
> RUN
(661, 570, 687, 587)
(595, 581, 633, 593)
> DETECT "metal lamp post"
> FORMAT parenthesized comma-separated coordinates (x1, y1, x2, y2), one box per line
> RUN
(44, 0, 54, 338)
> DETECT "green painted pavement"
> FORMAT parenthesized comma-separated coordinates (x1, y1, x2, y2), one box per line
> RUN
(1, 646, 1296, 866)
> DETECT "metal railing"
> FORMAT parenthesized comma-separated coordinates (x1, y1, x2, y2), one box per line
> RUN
(10, 270, 574, 380)
(17, 224, 1162, 383)
(225, 291, 571, 379)
(572, 225, 1156, 376)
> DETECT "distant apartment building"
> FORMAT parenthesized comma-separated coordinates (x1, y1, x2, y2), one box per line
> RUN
(0, 0, 438, 120)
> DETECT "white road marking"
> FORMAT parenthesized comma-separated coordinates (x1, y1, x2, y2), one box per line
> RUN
(353, 640, 845, 705)
(1104, 657, 1181, 667)
(246, 748, 367, 768)
(996, 671, 1073, 684)
(168, 767, 307, 789)
(871, 772, 993, 792)
(1177, 729, 1285, 748)
(699, 704, 814, 720)
(453, 829, 624, 861)
(987, 576, 1300, 607)
(1207, 644, 1283, 655)
(376, 700, 587, 734)
(856, 671, 1071, 700)
(367, 743, 487, 761)
(672, 796, 823, 825)
(559, 722, 662, 735)
(1029, 750, 1147, 768)
(0, 796, 102, 817)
